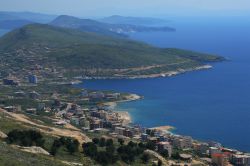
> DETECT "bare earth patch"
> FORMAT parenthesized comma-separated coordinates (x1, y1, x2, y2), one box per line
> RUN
(0, 109, 91, 144)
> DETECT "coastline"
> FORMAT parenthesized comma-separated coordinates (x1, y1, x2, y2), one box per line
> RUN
(150, 126, 175, 133)
(86, 64, 213, 137)
(82, 64, 213, 80)
(103, 93, 142, 126)
(122, 64, 213, 79)
(104, 94, 174, 133)
(87, 65, 213, 133)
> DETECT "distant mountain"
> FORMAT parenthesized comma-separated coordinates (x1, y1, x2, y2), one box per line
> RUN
(50, 15, 175, 37)
(0, 11, 57, 23)
(100, 15, 170, 26)
(0, 13, 20, 21)
(0, 20, 33, 30)
(0, 24, 223, 78)
(0, 11, 57, 32)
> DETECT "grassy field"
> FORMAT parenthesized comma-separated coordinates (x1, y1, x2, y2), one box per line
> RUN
(0, 141, 67, 166)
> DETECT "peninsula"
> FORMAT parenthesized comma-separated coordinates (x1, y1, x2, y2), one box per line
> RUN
(0, 15, 238, 166)
(0, 23, 224, 80)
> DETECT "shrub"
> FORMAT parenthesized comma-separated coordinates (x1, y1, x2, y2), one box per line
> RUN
(7, 129, 44, 147)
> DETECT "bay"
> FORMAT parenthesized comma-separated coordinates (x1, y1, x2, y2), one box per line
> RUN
(82, 18, 250, 151)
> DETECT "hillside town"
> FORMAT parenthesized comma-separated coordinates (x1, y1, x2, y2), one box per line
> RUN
(0, 63, 250, 166)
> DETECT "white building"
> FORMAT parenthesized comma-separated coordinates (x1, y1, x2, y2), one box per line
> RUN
(232, 154, 250, 166)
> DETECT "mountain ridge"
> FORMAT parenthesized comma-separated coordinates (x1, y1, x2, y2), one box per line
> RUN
(0, 23, 224, 78)
(50, 15, 175, 37)
(100, 15, 170, 26)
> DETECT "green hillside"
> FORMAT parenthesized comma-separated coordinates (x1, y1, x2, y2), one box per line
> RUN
(0, 24, 224, 78)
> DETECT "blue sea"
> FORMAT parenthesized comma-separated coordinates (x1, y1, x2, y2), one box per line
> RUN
(81, 17, 250, 152)
(0, 17, 249, 151)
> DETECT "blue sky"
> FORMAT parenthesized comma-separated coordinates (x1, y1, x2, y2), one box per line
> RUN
(0, 0, 250, 18)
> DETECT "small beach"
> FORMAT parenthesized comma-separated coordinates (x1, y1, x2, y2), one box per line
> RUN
(103, 93, 142, 126)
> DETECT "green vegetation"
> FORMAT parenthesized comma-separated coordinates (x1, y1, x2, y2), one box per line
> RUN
(50, 137, 80, 155)
(6, 129, 45, 147)
(0, 141, 66, 166)
(0, 112, 27, 133)
(0, 24, 224, 78)
(82, 137, 159, 165)
(0, 113, 94, 166)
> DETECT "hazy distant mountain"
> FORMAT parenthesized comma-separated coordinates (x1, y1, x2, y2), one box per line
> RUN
(0, 11, 57, 23)
(0, 11, 57, 32)
(50, 15, 175, 37)
(0, 24, 223, 78)
(0, 20, 33, 30)
(100, 15, 170, 26)
(0, 13, 20, 21)
(50, 15, 127, 37)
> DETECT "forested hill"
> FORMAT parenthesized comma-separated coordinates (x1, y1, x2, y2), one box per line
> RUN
(0, 24, 224, 78)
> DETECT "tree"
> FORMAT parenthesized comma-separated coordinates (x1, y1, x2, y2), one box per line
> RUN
(118, 138, 124, 145)
(128, 141, 136, 147)
(92, 138, 99, 145)
(50, 146, 58, 156)
(82, 142, 97, 157)
(160, 149, 169, 158)
(172, 152, 180, 160)
(99, 137, 106, 147)
(50, 139, 62, 156)
(106, 139, 113, 147)
(146, 141, 156, 150)
(120, 153, 135, 164)
(66, 139, 79, 154)
(6, 129, 44, 147)
(138, 142, 145, 148)
(106, 144, 115, 154)
(59, 137, 67, 145)
(158, 159, 162, 166)
(95, 151, 109, 165)
(135, 146, 144, 155)
(141, 153, 150, 163)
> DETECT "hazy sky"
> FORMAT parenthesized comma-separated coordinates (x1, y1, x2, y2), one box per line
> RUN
(1, 0, 250, 18)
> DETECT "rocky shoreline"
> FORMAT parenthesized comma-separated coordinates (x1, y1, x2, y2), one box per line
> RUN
(94, 64, 213, 133)
(82, 64, 213, 80)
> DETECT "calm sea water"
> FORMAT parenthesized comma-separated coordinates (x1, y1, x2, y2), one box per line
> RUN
(72, 18, 249, 151)
(0, 18, 249, 151)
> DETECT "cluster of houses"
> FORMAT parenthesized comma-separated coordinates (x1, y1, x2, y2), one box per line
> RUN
(1, 71, 250, 166)
(140, 129, 193, 160)
(138, 129, 250, 166)
(5, 97, 248, 166)
(53, 104, 141, 138)
(14, 91, 40, 99)
(80, 90, 121, 102)
(2, 74, 38, 86)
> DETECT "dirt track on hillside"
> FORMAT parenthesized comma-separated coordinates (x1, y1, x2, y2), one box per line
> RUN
(0, 109, 90, 144)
